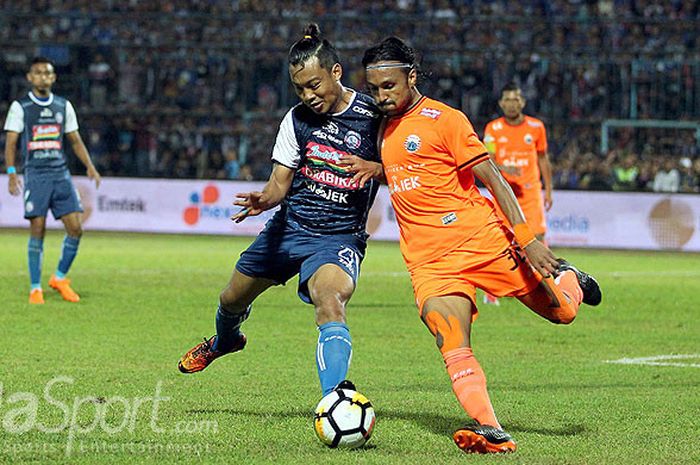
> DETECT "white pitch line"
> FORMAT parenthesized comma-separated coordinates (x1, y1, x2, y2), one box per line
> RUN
(605, 354, 700, 368)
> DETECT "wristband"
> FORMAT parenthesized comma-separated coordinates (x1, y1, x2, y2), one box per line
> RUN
(6, 166, 16, 175)
(513, 223, 536, 248)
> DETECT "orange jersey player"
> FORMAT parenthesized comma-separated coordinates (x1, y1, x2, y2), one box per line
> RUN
(346, 37, 602, 455)
(484, 83, 552, 240)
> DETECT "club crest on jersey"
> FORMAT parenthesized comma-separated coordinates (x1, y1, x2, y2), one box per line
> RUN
(344, 130, 362, 150)
(404, 134, 421, 153)
(55, 112, 64, 124)
(524, 133, 533, 144)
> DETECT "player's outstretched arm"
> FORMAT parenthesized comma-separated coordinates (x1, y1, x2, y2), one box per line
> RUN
(66, 131, 101, 189)
(473, 159, 558, 277)
(231, 162, 295, 223)
(4, 131, 22, 195)
(338, 154, 386, 187)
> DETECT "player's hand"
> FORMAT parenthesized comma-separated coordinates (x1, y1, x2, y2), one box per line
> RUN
(523, 240, 559, 278)
(338, 155, 383, 188)
(231, 191, 265, 223)
(8, 174, 22, 196)
(544, 191, 553, 211)
(87, 166, 102, 189)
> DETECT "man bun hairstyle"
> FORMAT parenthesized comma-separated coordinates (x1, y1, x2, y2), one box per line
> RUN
(288, 23, 340, 71)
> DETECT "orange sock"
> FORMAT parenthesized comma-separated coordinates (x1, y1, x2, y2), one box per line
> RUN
(443, 347, 500, 428)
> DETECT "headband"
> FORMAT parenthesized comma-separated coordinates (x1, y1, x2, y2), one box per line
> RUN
(365, 63, 413, 70)
(304, 35, 313, 39)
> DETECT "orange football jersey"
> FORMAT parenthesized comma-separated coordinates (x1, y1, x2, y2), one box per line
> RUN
(381, 96, 499, 270)
(483, 115, 547, 193)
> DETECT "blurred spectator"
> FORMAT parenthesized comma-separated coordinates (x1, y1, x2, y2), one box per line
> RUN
(613, 154, 639, 191)
(653, 157, 681, 192)
(1, 1, 699, 187)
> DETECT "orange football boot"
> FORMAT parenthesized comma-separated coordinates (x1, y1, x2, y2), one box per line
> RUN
(29, 288, 45, 304)
(49, 275, 80, 302)
(178, 334, 247, 374)
(453, 425, 517, 454)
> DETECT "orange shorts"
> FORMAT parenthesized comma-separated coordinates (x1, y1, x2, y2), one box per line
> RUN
(493, 191, 546, 236)
(409, 220, 541, 315)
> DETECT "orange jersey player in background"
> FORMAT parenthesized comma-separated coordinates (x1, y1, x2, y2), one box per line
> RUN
(343, 37, 602, 455)
(482, 83, 552, 305)
(484, 82, 552, 240)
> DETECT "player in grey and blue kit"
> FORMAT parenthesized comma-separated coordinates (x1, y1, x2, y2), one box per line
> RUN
(3, 57, 101, 304)
(178, 24, 385, 397)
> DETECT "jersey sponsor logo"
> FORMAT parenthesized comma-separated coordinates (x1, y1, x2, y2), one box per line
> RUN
(300, 165, 359, 190)
(32, 124, 60, 140)
(323, 121, 339, 134)
(527, 120, 541, 127)
(40, 108, 53, 118)
(305, 142, 349, 171)
(492, 121, 504, 131)
(419, 107, 442, 119)
(524, 133, 533, 144)
(311, 129, 344, 146)
(404, 134, 421, 153)
(498, 136, 508, 143)
(344, 130, 362, 150)
(28, 140, 62, 151)
(305, 181, 349, 204)
(352, 105, 376, 118)
(388, 175, 421, 195)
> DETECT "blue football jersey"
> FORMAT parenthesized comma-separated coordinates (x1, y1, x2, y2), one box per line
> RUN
(3, 92, 78, 179)
(271, 90, 381, 236)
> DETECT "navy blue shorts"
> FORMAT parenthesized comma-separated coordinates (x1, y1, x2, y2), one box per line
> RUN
(235, 219, 367, 304)
(23, 172, 83, 220)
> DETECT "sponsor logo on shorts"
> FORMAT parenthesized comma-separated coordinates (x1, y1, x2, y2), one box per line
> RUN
(338, 247, 359, 274)
(441, 212, 457, 225)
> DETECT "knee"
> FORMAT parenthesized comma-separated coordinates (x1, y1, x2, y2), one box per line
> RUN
(66, 226, 83, 238)
(315, 303, 346, 326)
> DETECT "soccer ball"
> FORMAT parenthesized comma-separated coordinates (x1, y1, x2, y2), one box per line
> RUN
(313, 388, 376, 449)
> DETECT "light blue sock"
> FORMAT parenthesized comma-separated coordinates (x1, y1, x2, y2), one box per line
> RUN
(28, 237, 43, 289)
(56, 235, 81, 277)
(212, 304, 250, 352)
(316, 322, 353, 396)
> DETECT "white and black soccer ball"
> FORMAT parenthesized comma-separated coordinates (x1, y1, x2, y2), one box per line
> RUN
(313, 388, 375, 449)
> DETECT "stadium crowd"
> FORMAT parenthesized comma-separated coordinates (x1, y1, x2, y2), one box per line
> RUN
(1, 0, 699, 192)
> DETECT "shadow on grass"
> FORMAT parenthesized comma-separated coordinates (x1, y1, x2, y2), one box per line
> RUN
(186, 406, 585, 438)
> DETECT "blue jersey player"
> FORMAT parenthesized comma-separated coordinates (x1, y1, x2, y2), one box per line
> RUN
(178, 24, 384, 397)
(3, 57, 101, 304)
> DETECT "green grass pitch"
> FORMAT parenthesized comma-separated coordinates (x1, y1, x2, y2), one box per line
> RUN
(0, 229, 698, 465)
